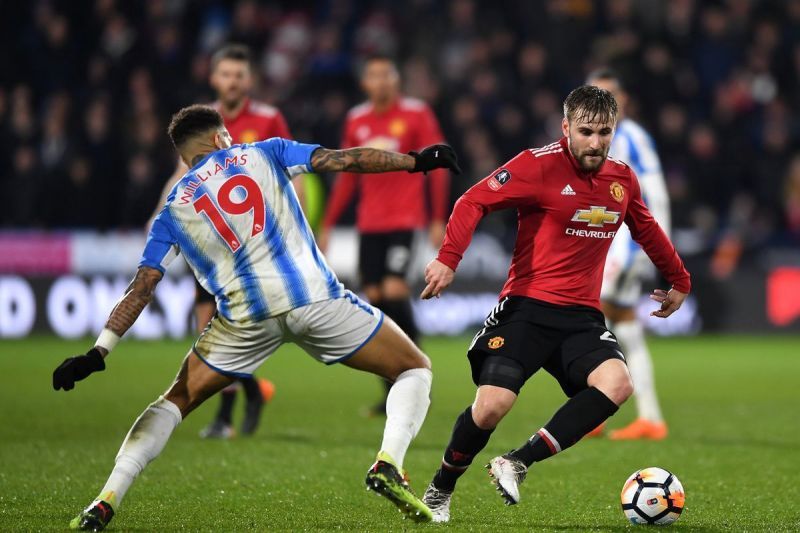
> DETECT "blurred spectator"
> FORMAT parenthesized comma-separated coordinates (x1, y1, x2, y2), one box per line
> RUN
(784, 155, 800, 241)
(0, 0, 796, 266)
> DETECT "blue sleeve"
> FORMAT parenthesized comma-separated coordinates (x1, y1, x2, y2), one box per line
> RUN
(255, 138, 321, 177)
(139, 209, 179, 273)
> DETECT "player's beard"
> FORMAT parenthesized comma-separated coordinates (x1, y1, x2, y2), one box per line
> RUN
(220, 89, 245, 111)
(570, 145, 608, 172)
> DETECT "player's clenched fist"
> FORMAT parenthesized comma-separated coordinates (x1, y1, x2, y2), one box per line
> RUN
(649, 288, 687, 318)
(409, 144, 462, 175)
(53, 348, 106, 391)
(421, 259, 455, 300)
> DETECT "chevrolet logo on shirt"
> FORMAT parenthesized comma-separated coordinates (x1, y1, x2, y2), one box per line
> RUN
(570, 206, 620, 227)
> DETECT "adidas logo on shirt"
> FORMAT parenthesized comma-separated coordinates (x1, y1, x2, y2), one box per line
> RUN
(561, 184, 576, 196)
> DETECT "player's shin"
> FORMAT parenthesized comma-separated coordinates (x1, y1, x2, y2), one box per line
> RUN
(96, 396, 182, 508)
(379, 367, 432, 468)
(431, 406, 494, 491)
(509, 387, 618, 466)
(614, 321, 663, 422)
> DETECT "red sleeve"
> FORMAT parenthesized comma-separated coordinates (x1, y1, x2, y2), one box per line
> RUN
(271, 111, 293, 140)
(624, 170, 691, 293)
(417, 106, 450, 222)
(322, 118, 358, 228)
(323, 173, 358, 228)
(437, 151, 539, 270)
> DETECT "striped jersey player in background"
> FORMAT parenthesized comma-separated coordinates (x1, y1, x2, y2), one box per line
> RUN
(587, 69, 671, 441)
(54, 105, 460, 531)
(318, 55, 451, 416)
(149, 44, 290, 440)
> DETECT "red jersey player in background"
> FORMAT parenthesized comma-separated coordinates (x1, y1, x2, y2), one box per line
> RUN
(418, 86, 690, 522)
(318, 55, 452, 415)
(148, 45, 286, 439)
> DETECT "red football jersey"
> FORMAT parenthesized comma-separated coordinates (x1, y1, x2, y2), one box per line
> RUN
(323, 97, 450, 233)
(437, 137, 691, 310)
(213, 98, 292, 143)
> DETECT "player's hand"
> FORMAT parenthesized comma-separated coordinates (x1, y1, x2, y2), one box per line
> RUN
(421, 259, 455, 299)
(316, 227, 331, 254)
(53, 348, 106, 391)
(409, 144, 461, 174)
(649, 288, 687, 318)
(428, 220, 446, 249)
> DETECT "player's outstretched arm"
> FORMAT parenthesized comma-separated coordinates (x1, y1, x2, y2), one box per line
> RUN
(311, 144, 460, 174)
(52, 267, 164, 391)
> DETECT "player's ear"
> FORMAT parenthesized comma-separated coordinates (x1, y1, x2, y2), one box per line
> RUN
(561, 117, 569, 138)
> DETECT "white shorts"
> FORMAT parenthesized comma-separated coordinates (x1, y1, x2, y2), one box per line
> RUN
(601, 225, 653, 308)
(193, 291, 384, 377)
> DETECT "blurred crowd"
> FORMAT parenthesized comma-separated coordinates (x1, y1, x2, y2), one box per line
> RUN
(2, 0, 800, 259)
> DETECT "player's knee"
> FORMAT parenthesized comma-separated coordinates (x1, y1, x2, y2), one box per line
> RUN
(363, 285, 382, 303)
(598, 370, 634, 405)
(381, 277, 410, 299)
(588, 358, 633, 405)
(389, 350, 431, 381)
(164, 388, 205, 418)
(471, 389, 515, 429)
(471, 399, 510, 430)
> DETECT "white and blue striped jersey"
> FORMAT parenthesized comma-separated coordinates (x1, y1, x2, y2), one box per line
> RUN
(610, 118, 670, 268)
(140, 138, 343, 322)
(612, 118, 669, 234)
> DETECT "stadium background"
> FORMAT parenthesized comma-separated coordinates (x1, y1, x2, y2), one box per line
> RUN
(2, 0, 800, 338)
(1, 1, 799, 531)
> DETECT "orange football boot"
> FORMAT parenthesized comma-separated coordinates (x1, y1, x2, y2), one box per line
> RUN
(584, 422, 606, 438)
(258, 377, 276, 403)
(609, 418, 668, 440)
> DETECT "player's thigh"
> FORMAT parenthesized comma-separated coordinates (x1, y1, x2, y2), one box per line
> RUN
(551, 323, 626, 398)
(164, 351, 235, 418)
(289, 292, 427, 380)
(343, 315, 430, 380)
(467, 299, 559, 395)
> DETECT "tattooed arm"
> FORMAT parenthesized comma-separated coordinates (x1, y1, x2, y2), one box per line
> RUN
(52, 266, 164, 391)
(95, 267, 163, 356)
(311, 147, 415, 173)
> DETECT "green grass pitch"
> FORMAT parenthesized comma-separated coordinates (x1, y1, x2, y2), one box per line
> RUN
(1, 335, 799, 531)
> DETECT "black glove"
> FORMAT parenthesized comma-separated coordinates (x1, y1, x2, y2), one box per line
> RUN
(409, 144, 462, 174)
(53, 348, 106, 391)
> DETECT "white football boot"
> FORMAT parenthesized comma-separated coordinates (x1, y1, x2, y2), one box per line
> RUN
(422, 483, 453, 523)
(486, 455, 527, 505)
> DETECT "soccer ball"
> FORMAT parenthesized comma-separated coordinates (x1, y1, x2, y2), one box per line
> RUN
(620, 467, 685, 525)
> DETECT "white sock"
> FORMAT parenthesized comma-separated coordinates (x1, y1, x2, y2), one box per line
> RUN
(614, 320, 664, 422)
(97, 396, 182, 508)
(380, 368, 432, 469)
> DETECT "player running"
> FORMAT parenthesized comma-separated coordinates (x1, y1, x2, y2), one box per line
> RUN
(318, 55, 451, 415)
(53, 104, 460, 531)
(418, 86, 690, 522)
(149, 44, 291, 439)
(587, 69, 671, 440)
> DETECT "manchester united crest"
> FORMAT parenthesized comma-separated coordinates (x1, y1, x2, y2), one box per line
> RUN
(610, 181, 625, 203)
(487, 336, 505, 349)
